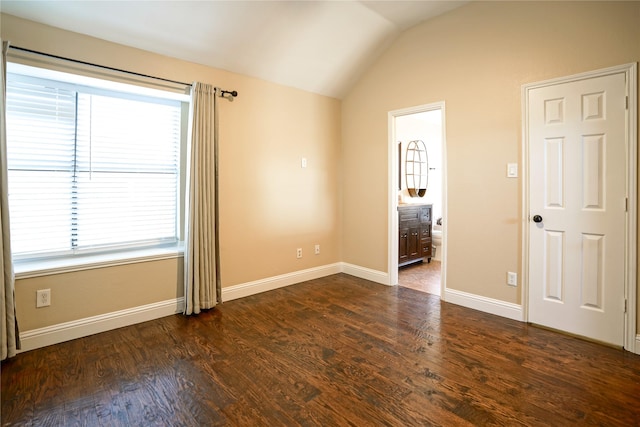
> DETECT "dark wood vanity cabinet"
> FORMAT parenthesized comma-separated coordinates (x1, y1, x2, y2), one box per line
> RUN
(398, 204, 432, 266)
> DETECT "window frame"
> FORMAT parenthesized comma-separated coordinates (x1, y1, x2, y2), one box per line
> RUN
(6, 62, 190, 276)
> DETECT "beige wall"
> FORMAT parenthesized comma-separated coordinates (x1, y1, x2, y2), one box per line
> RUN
(2, 14, 342, 330)
(342, 1, 640, 306)
(15, 260, 183, 331)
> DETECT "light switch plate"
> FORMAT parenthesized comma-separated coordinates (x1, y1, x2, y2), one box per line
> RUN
(507, 163, 518, 178)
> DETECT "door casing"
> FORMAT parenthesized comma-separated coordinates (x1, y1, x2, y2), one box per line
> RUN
(522, 63, 638, 353)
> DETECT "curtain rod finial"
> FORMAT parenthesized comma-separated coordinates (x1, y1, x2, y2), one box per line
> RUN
(219, 89, 238, 100)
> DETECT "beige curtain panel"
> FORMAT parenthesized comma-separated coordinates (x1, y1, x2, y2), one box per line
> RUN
(184, 82, 221, 315)
(1, 39, 20, 360)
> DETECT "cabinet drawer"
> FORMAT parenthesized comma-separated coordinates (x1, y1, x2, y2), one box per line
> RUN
(421, 239, 432, 256)
(399, 209, 420, 223)
(421, 227, 431, 238)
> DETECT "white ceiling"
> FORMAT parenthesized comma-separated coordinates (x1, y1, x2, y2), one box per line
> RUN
(0, 1, 467, 99)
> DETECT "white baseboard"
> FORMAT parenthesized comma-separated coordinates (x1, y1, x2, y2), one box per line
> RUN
(222, 263, 342, 301)
(340, 263, 389, 285)
(444, 288, 523, 321)
(22, 263, 525, 353)
(19, 298, 185, 352)
(635, 335, 640, 354)
(18, 263, 344, 353)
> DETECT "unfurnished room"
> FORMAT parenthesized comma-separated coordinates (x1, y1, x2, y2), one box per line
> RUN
(1, 1, 640, 425)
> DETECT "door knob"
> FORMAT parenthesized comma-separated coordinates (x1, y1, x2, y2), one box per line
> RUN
(532, 215, 543, 223)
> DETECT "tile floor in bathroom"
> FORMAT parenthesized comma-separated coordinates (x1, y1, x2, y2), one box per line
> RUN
(398, 259, 441, 296)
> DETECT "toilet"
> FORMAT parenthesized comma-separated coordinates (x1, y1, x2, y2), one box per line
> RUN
(432, 218, 442, 261)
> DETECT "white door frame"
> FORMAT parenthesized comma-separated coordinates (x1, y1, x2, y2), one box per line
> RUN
(521, 63, 638, 353)
(388, 101, 447, 298)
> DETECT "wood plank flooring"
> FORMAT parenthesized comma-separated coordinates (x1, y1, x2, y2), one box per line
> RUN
(399, 260, 441, 295)
(2, 273, 640, 426)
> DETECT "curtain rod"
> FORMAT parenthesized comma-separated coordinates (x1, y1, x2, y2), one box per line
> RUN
(8, 45, 238, 98)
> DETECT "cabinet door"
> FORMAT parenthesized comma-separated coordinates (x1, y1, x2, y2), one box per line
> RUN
(399, 228, 410, 263)
(408, 226, 420, 259)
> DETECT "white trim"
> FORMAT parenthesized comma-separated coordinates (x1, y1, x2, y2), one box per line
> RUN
(15, 246, 184, 279)
(18, 252, 632, 354)
(343, 262, 527, 323)
(387, 102, 447, 296)
(388, 111, 400, 287)
(19, 298, 185, 352)
(440, 109, 448, 300)
(7, 53, 189, 97)
(18, 264, 345, 352)
(520, 75, 531, 326)
(222, 263, 342, 301)
(340, 262, 389, 285)
(17, 261, 532, 354)
(17, 263, 345, 352)
(635, 335, 640, 355)
(624, 63, 638, 354)
(444, 289, 524, 321)
(8, 64, 188, 104)
(521, 63, 637, 352)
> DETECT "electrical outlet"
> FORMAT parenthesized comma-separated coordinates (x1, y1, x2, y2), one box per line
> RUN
(36, 289, 51, 308)
(315, 244, 320, 255)
(296, 248, 303, 259)
(507, 272, 517, 287)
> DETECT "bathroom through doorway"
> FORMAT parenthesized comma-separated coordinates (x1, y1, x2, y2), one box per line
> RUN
(389, 103, 445, 296)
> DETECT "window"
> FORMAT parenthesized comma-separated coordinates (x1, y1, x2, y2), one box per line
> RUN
(6, 65, 186, 261)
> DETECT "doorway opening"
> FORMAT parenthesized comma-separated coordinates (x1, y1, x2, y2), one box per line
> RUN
(388, 102, 446, 297)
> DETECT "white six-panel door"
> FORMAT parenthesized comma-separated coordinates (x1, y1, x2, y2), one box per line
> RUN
(527, 72, 627, 346)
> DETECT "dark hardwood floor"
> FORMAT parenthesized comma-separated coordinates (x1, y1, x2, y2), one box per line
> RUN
(2, 273, 640, 426)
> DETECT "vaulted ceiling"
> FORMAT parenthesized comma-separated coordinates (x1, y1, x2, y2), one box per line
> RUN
(1, 1, 467, 98)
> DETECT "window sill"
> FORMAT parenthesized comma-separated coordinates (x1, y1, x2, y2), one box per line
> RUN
(14, 245, 184, 279)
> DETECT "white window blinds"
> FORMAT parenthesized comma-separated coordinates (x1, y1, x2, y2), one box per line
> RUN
(6, 71, 182, 259)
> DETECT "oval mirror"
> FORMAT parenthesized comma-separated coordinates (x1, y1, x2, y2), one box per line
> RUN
(405, 140, 428, 197)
